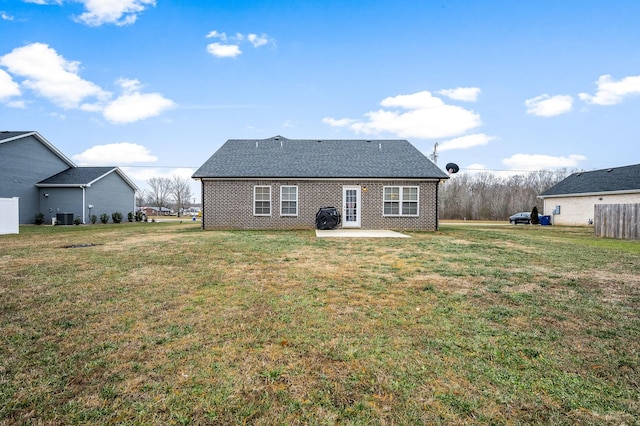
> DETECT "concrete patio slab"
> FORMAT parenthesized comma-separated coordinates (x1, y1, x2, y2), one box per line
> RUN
(315, 229, 411, 238)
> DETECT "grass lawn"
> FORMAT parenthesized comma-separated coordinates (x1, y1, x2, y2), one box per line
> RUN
(1, 222, 638, 425)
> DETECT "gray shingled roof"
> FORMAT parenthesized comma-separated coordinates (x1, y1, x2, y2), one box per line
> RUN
(540, 163, 640, 197)
(0, 131, 32, 142)
(36, 167, 139, 191)
(37, 167, 117, 185)
(193, 136, 449, 179)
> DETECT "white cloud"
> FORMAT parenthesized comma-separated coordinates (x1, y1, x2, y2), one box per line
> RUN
(438, 133, 494, 151)
(502, 153, 586, 171)
(206, 43, 242, 58)
(525, 94, 573, 117)
(579, 74, 640, 106)
(103, 91, 175, 124)
(115, 77, 143, 93)
(1, 11, 14, 20)
(206, 30, 227, 40)
(205, 30, 273, 58)
(321, 117, 358, 127)
(103, 78, 175, 124)
(437, 87, 481, 102)
(74, 0, 156, 26)
(247, 33, 269, 47)
(0, 42, 109, 108)
(323, 90, 482, 139)
(0, 69, 21, 100)
(73, 142, 158, 165)
(465, 163, 488, 172)
(23, 0, 62, 4)
(0, 43, 174, 122)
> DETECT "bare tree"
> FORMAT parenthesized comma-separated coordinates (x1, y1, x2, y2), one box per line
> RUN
(170, 175, 193, 217)
(135, 189, 148, 209)
(147, 177, 172, 215)
(439, 169, 573, 220)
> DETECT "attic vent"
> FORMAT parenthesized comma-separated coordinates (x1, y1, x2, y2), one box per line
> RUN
(317, 140, 322, 143)
(607, 169, 613, 172)
(274, 136, 280, 141)
(366, 140, 371, 143)
(576, 173, 581, 176)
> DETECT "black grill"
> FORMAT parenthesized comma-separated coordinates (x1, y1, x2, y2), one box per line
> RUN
(315, 207, 341, 230)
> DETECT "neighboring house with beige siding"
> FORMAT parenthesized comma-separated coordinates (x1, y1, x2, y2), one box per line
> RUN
(539, 164, 640, 226)
(192, 136, 449, 231)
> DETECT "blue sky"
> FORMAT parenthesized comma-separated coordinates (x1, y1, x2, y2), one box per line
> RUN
(1, 1, 639, 200)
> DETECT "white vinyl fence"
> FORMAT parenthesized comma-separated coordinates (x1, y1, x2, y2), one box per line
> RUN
(0, 197, 19, 235)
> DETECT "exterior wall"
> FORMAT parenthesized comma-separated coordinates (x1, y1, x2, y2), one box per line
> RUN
(0, 136, 70, 224)
(201, 179, 440, 230)
(542, 193, 640, 226)
(85, 171, 136, 223)
(38, 187, 82, 224)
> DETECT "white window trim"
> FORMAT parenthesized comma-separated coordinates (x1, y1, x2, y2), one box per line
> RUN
(280, 185, 298, 216)
(383, 186, 420, 217)
(253, 185, 272, 216)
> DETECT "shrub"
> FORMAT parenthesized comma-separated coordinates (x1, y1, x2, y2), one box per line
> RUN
(531, 206, 540, 225)
(90, 214, 97, 224)
(135, 211, 143, 222)
(100, 213, 109, 224)
(128, 212, 134, 222)
(73, 216, 82, 226)
(112, 212, 123, 224)
(35, 212, 45, 225)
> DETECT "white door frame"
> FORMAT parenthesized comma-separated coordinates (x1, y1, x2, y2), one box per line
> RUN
(342, 185, 361, 228)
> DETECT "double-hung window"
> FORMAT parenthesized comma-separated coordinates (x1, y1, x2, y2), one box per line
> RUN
(254, 186, 271, 216)
(383, 186, 419, 216)
(280, 185, 298, 216)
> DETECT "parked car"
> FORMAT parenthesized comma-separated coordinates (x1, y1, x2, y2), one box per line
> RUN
(509, 212, 531, 224)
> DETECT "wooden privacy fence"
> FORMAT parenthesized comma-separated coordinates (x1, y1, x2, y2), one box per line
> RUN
(594, 203, 640, 240)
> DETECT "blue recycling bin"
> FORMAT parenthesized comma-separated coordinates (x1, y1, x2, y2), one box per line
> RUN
(539, 215, 551, 226)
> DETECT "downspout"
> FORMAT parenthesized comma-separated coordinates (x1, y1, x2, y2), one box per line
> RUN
(82, 185, 86, 224)
(200, 179, 205, 230)
(435, 180, 439, 231)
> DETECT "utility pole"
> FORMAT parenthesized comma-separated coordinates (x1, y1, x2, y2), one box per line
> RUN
(430, 143, 438, 165)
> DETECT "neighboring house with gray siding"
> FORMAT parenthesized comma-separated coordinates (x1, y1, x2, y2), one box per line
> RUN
(37, 167, 138, 224)
(192, 136, 449, 231)
(539, 163, 640, 226)
(0, 131, 138, 224)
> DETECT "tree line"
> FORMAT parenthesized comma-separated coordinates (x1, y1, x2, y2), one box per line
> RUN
(439, 169, 574, 221)
(136, 175, 194, 217)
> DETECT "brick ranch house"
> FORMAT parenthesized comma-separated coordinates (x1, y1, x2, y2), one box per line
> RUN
(192, 136, 449, 231)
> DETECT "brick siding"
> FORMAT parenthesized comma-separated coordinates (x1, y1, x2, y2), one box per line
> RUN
(201, 179, 440, 230)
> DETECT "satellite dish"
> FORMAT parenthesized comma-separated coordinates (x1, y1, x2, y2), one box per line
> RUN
(445, 162, 460, 174)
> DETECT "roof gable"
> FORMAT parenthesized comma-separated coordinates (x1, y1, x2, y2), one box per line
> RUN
(0, 131, 76, 168)
(193, 136, 448, 179)
(540, 164, 640, 197)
